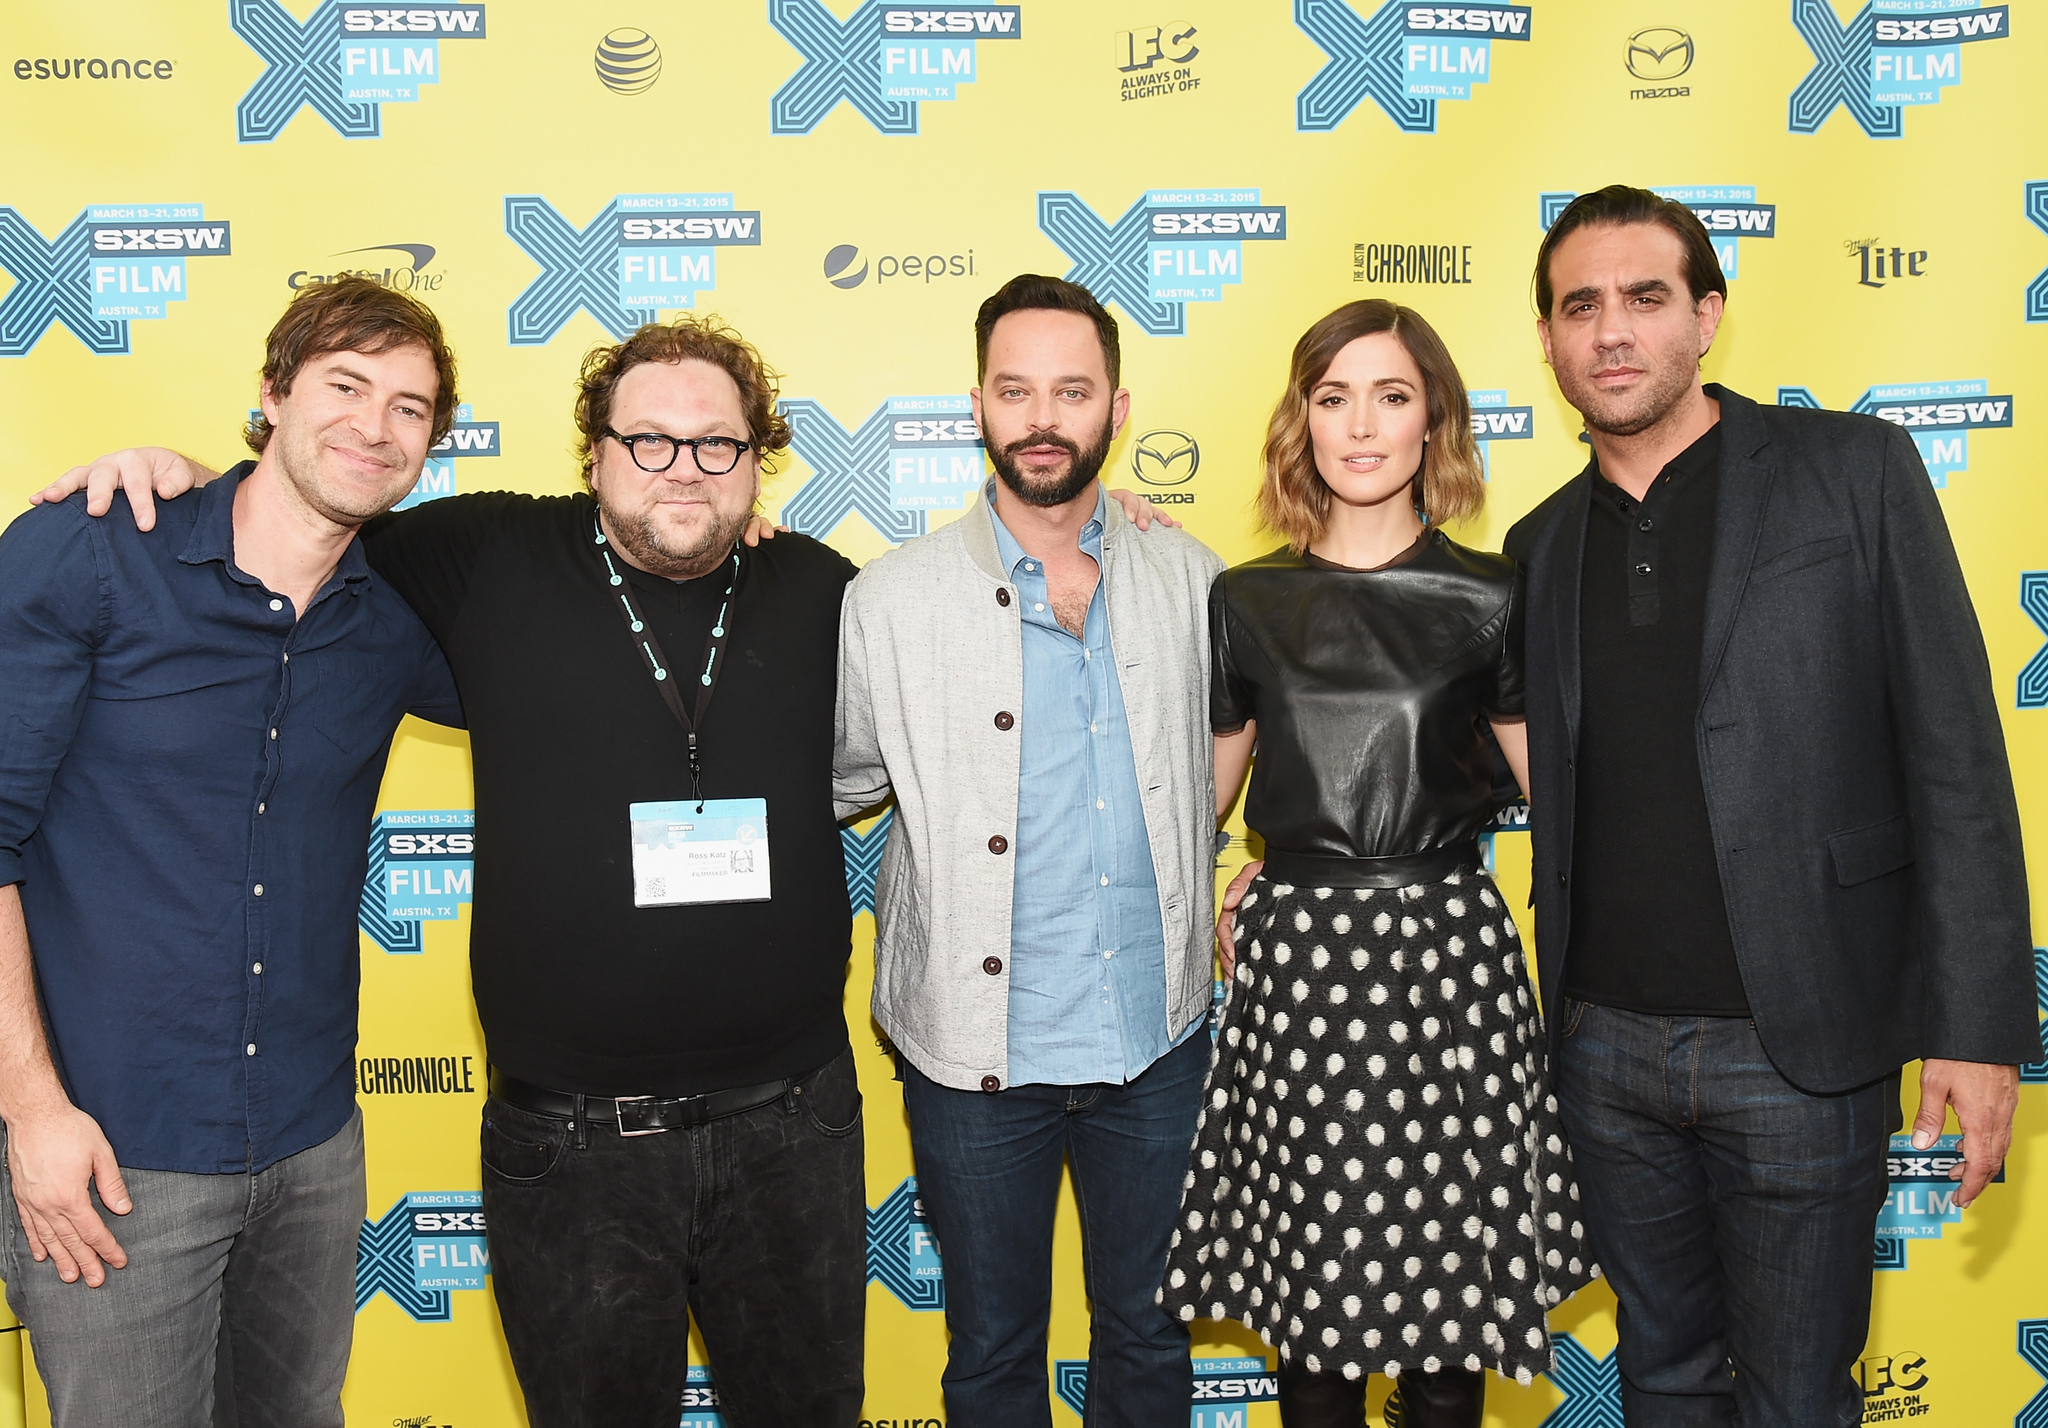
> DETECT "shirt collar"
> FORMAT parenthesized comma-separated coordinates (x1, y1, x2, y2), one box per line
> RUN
(179, 459, 373, 589)
(1588, 421, 1723, 507)
(984, 478, 1107, 575)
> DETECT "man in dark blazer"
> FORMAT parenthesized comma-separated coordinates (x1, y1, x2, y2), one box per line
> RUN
(1505, 186, 2036, 1427)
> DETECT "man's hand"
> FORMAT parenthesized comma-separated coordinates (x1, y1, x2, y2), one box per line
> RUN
(1105, 487, 1182, 531)
(1215, 859, 1264, 979)
(1912, 1057, 2018, 1208)
(7, 1104, 132, 1286)
(741, 515, 788, 546)
(29, 448, 212, 532)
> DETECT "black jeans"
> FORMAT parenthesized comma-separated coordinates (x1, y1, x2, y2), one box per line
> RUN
(480, 1048, 867, 1428)
(1553, 1001, 1892, 1427)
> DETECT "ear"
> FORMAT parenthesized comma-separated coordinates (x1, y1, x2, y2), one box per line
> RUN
(1694, 290, 1726, 358)
(1535, 317, 1554, 367)
(969, 385, 984, 434)
(1109, 387, 1132, 440)
(259, 377, 281, 426)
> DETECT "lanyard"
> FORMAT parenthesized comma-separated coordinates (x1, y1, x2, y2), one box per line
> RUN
(592, 513, 738, 809)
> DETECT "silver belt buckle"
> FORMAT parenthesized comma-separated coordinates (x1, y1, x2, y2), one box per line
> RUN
(613, 1095, 669, 1137)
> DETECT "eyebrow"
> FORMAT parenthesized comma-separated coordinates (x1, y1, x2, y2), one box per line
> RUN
(1312, 375, 1416, 391)
(323, 362, 435, 411)
(989, 370, 1097, 387)
(1559, 277, 1674, 308)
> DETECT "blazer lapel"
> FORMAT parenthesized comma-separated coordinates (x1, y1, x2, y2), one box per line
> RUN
(1544, 470, 1592, 744)
(1698, 385, 1777, 702)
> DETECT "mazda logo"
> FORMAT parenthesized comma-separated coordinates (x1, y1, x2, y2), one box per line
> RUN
(1625, 27, 1694, 80)
(1132, 429, 1199, 486)
(595, 28, 662, 94)
(823, 244, 868, 289)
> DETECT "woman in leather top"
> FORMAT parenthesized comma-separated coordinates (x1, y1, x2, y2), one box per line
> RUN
(1157, 300, 1595, 1427)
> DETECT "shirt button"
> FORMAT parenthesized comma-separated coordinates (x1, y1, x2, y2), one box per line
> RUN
(246, 1044, 257, 1056)
(268, 598, 283, 611)
(1100, 875, 1110, 887)
(1089, 722, 1098, 734)
(252, 963, 263, 975)
(1634, 563, 1653, 576)
(269, 728, 278, 740)
(994, 711, 1015, 731)
(1102, 950, 1114, 960)
(257, 802, 267, 815)
(1034, 602, 1045, 613)
(988, 834, 1009, 855)
(1558, 872, 1568, 887)
(282, 652, 290, 663)
(995, 588, 1011, 607)
(980, 1075, 1001, 1092)
(1024, 562, 1036, 572)
(252, 883, 265, 897)
(1638, 518, 1653, 533)
(1096, 799, 1105, 810)
(982, 956, 1003, 976)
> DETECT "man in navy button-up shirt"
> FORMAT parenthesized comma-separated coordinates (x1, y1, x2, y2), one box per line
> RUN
(0, 277, 461, 1428)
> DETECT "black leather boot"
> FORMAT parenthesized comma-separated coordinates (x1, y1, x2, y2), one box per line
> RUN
(1391, 1367, 1485, 1428)
(1276, 1363, 1368, 1427)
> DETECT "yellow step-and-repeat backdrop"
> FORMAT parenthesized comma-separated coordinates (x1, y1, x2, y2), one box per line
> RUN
(3, 1, 2047, 1423)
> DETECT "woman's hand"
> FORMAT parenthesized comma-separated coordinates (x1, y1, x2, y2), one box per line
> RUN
(1216, 859, 1264, 979)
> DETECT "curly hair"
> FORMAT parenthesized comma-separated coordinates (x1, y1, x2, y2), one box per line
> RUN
(243, 274, 458, 453)
(1257, 299, 1484, 553)
(572, 315, 793, 485)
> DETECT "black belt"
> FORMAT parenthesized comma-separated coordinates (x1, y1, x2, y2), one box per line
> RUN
(490, 1070, 796, 1137)
(1261, 842, 1480, 890)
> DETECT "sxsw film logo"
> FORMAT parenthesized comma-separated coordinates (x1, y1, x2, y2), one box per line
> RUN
(1132, 428, 1199, 505)
(1854, 1349, 1931, 1420)
(681, 1365, 724, 1428)
(1116, 21, 1203, 103)
(779, 395, 983, 544)
(2023, 581, 2048, 711)
(356, 1191, 488, 1321)
(1468, 389, 1531, 479)
(1776, 380, 2013, 487)
(1873, 1131, 2000, 1270)
(2025, 180, 2048, 323)
(1055, 1356, 1276, 1424)
(398, 402, 500, 511)
(769, 2, 1022, 136)
(504, 193, 760, 346)
(1541, 186, 1774, 280)
(867, 1177, 945, 1310)
(359, 810, 474, 955)
(230, 1, 486, 144)
(1789, 0, 2009, 139)
(0, 202, 231, 356)
(1038, 188, 1286, 338)
(1296, 1, 1531, 134)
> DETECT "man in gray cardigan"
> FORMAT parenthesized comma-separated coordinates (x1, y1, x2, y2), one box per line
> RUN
(836, 274, 1222, 1428)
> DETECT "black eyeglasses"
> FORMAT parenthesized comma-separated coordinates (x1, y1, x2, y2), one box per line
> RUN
(606, 429, 754, 476)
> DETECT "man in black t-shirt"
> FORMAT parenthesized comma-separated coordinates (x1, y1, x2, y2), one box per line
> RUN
(53, 319, 866, 1427)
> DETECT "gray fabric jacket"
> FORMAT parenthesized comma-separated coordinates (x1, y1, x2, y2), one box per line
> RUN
(834, 489, 1224, 1091)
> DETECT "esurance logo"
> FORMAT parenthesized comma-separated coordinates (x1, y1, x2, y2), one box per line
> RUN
(1296, 1, 1531, 134)
(1790, 0, 2008, 139)
(769, 1, 1022, 135)
(778, 396, 981, 544)
(504, 192, 760, 346)
(231, 1, 485, 144)
(1038, 188, 1286, 338)
(1874, 1132, 1999, 1269)
(0, 202, 232, 356)
(1055, 1357, 1276, 1424)
(359, 809, 474, 954)
(357, 1191, 488, 1321)
(867, 1178, 945, 1310)
(1541, 185, 1774, 279)
(1776, 380, 2012, 487)
(398, 401, 500, 511)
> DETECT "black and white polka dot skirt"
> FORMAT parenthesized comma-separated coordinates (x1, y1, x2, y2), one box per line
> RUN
(1158, 866, 1596, 1385)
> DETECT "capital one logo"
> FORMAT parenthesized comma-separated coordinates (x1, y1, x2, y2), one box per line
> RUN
(230, 0, 486, 144)
(768, 1, 1022, 135)
(1789, 0, 2009, 139)
(1776, 380, 2013, 487)
(1873, 1132, 1999, 1270)
(359, 810, 473, 955)
(1541, 186, 1774, 280)
(867, 1178, 945, 1310)
(356, 1192, 488, 1321)
(0, 204, 232, 357)
(1295, 0, 1531, 134)
(1038, 189, 1286, 339)
(503, 194, 760, 346)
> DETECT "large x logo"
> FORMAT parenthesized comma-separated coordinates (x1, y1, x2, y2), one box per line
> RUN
(0, 209, 128, 357)
(231, 0, 380, 144)
(841, 810, 893, 920)
(356, 1197, 452, 1322)
(2019, 573, 2048, 710)
(865, 1180, 944, 1310)
(1037, 193, 1184, 338)
(1788, 0, 1903, 139)
(779, 400, 926, 543)
(504, 197, 637, 346)
(2025, 181, 2048, 323)
(769, 0, 918, 136)
(2019, 948, 2048, 1081)
(1539, 1333, 1623, 1427)
(1295, 0, 1434, 134)
(2019, 1319, 2048, 1428)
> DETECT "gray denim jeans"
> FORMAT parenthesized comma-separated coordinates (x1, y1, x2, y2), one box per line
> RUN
(2, 1109, 365, 1428)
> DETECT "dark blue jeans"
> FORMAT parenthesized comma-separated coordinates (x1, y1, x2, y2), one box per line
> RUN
(901, 1030, 1209, 1428)
(1552, 1001, 1893, 1428)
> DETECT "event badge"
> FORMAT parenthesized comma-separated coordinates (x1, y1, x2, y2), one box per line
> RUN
(629, 798, 771, 907)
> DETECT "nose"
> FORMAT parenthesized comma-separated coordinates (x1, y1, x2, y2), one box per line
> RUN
(1348, 399, 1377, 440)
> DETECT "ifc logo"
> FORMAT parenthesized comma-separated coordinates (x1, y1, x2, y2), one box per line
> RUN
(595, 28, 661, 94)
(1132, 429, 1199, 485)
(1625, 27, 1693, 80)
(824, 244, 869, 288)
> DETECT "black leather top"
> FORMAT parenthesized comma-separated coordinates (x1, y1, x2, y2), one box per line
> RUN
(1212, 529, 1523, 860)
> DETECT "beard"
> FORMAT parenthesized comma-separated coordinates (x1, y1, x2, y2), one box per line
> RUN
(1556, 346, 1700, 439)
(988, 416, 1115, 509)
(273, 424, 417, 527)
(600, 489, 752, 580)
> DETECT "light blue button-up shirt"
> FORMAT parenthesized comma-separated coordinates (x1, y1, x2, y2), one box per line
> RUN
(989, 486, 1196, 1086)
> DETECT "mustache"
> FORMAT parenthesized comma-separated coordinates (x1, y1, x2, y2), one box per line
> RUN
(1000, 431, 1083, 461)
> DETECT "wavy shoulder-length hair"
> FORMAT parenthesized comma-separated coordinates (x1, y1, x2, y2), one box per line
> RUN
(1257, 299, 1484, 553)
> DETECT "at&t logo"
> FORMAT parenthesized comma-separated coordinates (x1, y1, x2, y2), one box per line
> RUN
(1038, 188, 1287, 338)
(1541, 186, 1774, 280)
(1776, 380, 2013, 487)
(356, 1192, 488, 1322)
(230, 1, 486, 143)
(0, 202, 233, 356)
(1789, 0, 2008, 139)
(769, 2, 1022, 135)
(594, 27, 660, 94)
(359, 810, 474, 954)
(1296, 1, 1531, 134)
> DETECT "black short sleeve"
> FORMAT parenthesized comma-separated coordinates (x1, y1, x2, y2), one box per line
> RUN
(359, 491, 533, 643)
(1209, 572, 1254, 734)
(1482, 570, 1526, 722)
